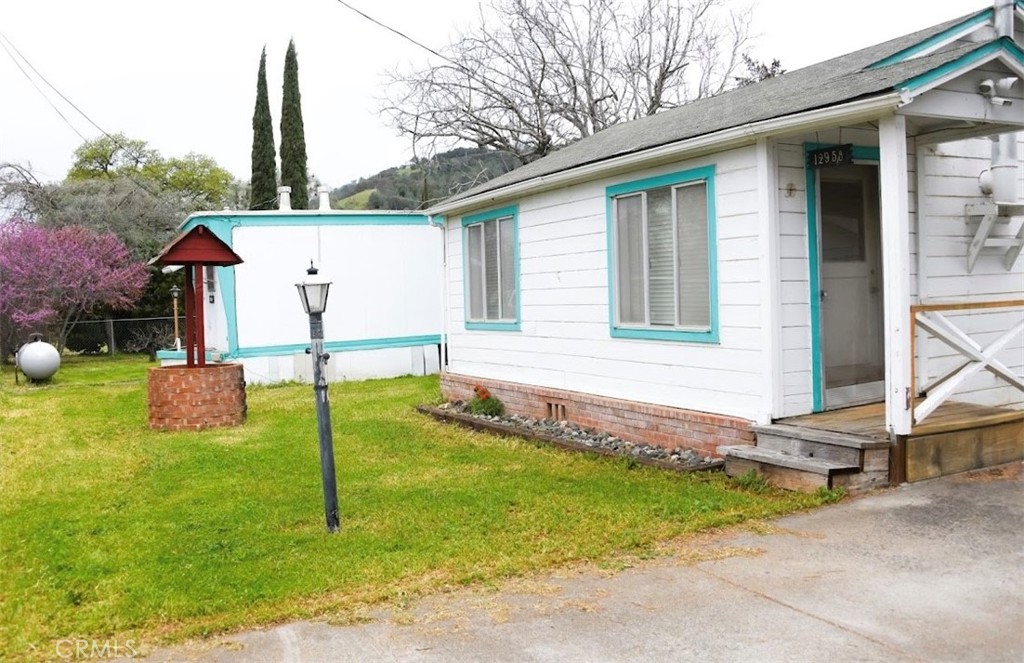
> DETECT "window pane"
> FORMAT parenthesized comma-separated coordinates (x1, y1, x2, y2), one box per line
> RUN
(676, 182, 710, 328)
(616, 195, 645, 324)
(484, 220, 500, 319)
(646, 187, 674, 326)
(821, 180, 866, 262)
(499, 217, 515, 320)
(467, 224, 484, 320)
(205, 265, 216, 293)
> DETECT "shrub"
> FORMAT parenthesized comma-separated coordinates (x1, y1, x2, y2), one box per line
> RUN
(467, 384, 504, 416)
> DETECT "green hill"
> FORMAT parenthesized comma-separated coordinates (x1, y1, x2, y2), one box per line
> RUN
(330, 147, 519, 211)
(335, 188, 377, 210)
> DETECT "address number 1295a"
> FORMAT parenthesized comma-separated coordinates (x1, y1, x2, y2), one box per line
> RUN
(807, 144, 853, 169)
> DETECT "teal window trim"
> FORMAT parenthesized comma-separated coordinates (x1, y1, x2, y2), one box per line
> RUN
(869, 9, 993, 69)
(897, 38, 1024, 93)
(157, 334, 442, 361)
(182, 213, 431, 230)
(461, 204, 521, 332)
(803, 143, 879, 412)
(231, 334, 443, 359)
(605, 165, 719, 344)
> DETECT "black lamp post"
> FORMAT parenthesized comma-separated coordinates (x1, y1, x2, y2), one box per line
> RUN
(295, 263, 340, 533)
(169, 285, 182, 350)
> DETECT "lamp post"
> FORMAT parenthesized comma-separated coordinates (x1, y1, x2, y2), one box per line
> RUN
(169, 285, 182, 351)
(295, 263, 340, 533)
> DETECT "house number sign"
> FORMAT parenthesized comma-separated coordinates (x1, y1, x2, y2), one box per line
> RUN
(807, 144, 853, 169)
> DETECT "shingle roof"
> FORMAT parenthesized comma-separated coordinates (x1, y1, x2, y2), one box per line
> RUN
(442, 9, 988, 206)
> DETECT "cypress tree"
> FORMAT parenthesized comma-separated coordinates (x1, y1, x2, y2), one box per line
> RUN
(250, 47, 277, 210)
(280, 39, 309, 209)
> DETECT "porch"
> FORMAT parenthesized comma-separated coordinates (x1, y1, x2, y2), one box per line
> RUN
(721, 400, 1023, 492)
(781, 400, 1024, 483)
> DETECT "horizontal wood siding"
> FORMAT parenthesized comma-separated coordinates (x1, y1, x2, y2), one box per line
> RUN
(776, 140, 813, 416)
(918, 135, 1024, 409)
(446, 148, 764, 421)
(775, 124, 920, 417)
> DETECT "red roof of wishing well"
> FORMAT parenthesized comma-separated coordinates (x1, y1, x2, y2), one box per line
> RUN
(149, 224, 243, 267)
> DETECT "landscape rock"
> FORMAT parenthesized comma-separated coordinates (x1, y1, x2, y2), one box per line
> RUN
(443, 402, 717, 470)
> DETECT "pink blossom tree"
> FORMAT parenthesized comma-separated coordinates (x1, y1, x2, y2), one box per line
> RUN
(0, 220, 149, 355)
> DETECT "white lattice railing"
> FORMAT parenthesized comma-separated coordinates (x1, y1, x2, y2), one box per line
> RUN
(911, 300, 1024, 425)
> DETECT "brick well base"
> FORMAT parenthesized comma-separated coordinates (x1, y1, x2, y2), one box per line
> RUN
(148, 363, 247, 431)
(441, 373, 753, 457)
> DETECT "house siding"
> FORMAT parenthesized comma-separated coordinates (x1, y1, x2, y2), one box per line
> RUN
(195, 222, 445, 384)
(917, 135, 1024, 409)
(773, 123, 920, 416)
(775, 127, 1023, 414)
(445, 147, 765, 425)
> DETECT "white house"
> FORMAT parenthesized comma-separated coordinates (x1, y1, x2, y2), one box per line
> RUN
(428, 2, 1024, 487)
(158, 191, 443, 384)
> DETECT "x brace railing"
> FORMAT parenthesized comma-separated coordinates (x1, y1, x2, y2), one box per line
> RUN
(910, 300, 1024, 425)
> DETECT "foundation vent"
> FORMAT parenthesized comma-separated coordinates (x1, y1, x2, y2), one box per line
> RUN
(546, 402, 567, 421)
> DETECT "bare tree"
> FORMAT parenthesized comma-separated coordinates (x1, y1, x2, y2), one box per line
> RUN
(383, 0, 751, 163)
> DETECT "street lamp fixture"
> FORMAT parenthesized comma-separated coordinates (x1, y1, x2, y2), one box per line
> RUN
(169, 285, 182, 351)
(295, 263, 340, 533)
(296, 263, 331, 315)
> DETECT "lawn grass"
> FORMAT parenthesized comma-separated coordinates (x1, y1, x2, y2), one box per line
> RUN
(0, 356, 839, 659)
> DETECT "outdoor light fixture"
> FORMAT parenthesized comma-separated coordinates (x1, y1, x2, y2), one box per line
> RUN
(169, 285, 182, 351)
(296, 263, 331, 315)
(296, 263, 340, 533)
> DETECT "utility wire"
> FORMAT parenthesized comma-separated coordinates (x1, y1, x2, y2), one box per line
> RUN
(330, 0, 520, 98)
(2, 29, 273, 212)
(0, 38, 86, 142)
(0, 30, 189, 208)
(332, 0, 453, 63)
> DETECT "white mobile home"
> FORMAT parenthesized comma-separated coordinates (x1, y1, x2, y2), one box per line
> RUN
(430, 2, 1024, 487)
(158, 201, 443, 384)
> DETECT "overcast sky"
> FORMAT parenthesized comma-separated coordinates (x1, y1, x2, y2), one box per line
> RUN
(0, 0, 987, 188)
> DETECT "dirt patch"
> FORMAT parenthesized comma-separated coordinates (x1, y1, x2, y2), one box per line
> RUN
(953, 461, 1022, 483)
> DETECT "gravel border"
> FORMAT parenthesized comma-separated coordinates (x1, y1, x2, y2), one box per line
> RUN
(417, 403, 724, 474)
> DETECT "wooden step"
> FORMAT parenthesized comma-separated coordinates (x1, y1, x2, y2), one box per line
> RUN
(752, 424, 885, 466)
(751, 424, 890, 449)
(719, 445, 860, 475)
(720, 444, 861, 492)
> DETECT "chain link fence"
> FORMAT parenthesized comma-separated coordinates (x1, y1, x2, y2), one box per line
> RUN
(64, 317, 184, 355)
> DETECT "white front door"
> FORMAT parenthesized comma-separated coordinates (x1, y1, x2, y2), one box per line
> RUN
(819, 164, 885, 409)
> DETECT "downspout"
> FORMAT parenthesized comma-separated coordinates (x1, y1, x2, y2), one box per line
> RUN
(986, 0, 1020, 203)
(427, 214, 448, 374)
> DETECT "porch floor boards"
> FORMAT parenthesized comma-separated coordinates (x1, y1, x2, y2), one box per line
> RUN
(780, 400, 1024, 440)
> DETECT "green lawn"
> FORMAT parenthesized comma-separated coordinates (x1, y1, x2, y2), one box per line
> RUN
(0, 356, 838, 659)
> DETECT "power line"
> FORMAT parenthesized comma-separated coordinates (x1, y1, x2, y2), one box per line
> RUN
(330, 0, 521, 100)
(2, 29, 271, 212)
(0, 30, 126, 148)
(0, 38, 86, 142)
(0, 30, 181, 205)
(331, 0, 452, 63)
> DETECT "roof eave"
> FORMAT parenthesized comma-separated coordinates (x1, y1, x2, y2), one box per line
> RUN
(426, 92, 903, 218)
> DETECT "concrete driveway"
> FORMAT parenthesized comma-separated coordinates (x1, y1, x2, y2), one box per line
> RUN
(147, 465, 1024, 662)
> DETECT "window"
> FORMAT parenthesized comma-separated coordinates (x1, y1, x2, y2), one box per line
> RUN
(608, 166, 717, 342)
(204, 265, 217, 293)
(463, 205, 519, 330)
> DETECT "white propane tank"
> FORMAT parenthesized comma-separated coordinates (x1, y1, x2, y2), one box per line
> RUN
(16, 337, 61, 381)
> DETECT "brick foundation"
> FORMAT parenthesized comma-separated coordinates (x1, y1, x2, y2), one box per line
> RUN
(441, 373, 754, 457)
(148, 363, 247, 431)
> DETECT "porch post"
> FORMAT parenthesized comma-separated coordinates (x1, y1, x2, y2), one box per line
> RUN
(879, 115, 913, 436)
(756, 137, 782, 423)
